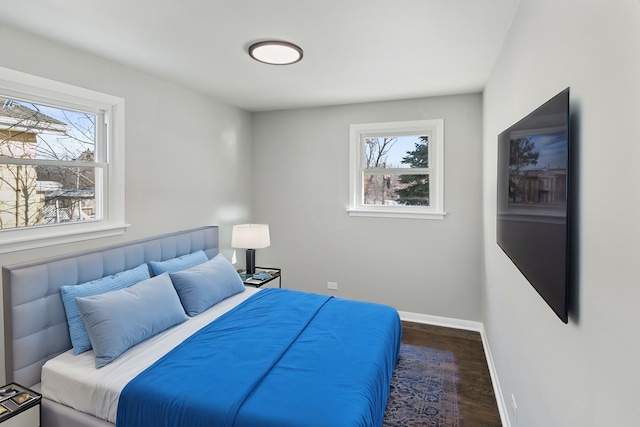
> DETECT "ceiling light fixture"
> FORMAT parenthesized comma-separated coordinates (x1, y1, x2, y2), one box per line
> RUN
(248, 41, 303, 65)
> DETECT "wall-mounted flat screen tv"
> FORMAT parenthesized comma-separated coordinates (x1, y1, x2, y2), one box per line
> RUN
(496, 88, 571, 323)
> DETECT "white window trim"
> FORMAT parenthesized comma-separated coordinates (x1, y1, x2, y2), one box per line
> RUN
(0, 66, 128, 253)
(348, 119, 446, 220)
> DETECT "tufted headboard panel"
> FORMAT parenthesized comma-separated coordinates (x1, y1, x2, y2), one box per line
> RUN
(2, 226, 219, 387)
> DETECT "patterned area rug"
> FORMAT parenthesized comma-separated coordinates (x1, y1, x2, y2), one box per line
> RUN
(383, 344, 460, 427)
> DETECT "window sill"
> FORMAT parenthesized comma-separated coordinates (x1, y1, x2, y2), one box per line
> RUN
(0, 222, 131, 254)
(347, 208, 446, 220)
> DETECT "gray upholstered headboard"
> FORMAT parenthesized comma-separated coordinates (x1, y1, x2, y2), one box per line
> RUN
(2, 226, 219, 387)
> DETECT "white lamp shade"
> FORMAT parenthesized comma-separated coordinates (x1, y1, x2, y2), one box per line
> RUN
(231, 224, 270, 249)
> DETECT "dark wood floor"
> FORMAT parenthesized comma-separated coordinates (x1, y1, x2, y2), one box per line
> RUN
(401, 321, 502, 426)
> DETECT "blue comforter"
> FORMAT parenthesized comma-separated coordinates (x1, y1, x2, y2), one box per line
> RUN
(116, 288, 401, 427)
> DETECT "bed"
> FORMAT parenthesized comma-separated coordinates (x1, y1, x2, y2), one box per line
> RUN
(3, 226, 401, 427)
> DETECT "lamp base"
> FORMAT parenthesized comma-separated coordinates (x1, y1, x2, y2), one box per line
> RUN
(245, 249, 256, 275)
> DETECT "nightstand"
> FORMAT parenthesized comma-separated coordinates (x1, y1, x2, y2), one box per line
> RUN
(0, 383, 40, 426)
(240, 267, 281, 288)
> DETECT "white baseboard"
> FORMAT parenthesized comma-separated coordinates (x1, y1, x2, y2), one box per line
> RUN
(477, 326, 511, 427)
(398, 311, 511, 427)
(398, 310, 484, 332)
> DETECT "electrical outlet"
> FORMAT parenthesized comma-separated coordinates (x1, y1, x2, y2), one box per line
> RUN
(327, 281, 338, 290)
(511, 393, 518, 424)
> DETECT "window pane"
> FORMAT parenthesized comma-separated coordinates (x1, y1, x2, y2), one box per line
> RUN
(363, 173, 430, 206)
(1, 98, 99, 230)
(0, 164, 97, 228)
(363, 135, 428, 169)
(0, 98, 96, 161)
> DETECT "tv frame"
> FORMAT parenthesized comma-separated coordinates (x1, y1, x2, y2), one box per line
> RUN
(496, 88, 571, 323)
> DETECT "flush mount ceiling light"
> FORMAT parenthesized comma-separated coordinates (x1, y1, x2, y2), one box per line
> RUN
(248, 41, 303, 65)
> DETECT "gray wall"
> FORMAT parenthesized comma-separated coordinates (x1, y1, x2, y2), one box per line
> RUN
(482, 0, 640, 425)
(0, 24, 253, 383)
(252, 94, 483, 319)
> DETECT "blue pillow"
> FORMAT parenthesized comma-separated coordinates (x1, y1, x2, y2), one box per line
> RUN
(76, 273, 188, 368)
(169, 254, 245, 316)
(60, 263, 150, 355)
(149, 250, 208, 275)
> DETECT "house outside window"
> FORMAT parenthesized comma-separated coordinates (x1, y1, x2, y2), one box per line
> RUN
(348, 119, 445, 220)
(0, 67, 126, 252)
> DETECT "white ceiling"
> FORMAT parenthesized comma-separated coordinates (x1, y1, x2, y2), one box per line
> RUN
(0, 0, 519, 112)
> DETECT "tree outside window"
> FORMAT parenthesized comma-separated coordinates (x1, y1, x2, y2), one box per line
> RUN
(362, 135, 429, 206)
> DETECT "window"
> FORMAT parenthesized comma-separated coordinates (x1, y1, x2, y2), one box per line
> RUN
(0, 66, 126, 252)
(348, 119, 445, 219)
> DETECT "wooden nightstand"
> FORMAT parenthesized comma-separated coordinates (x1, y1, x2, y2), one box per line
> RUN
(0, 384, 40, 426)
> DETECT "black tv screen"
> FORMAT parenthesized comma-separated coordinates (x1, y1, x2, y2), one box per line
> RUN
(496, 88, 571, 323)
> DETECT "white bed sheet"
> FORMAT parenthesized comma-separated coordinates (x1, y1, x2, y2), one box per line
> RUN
(41, 287, 259, 424)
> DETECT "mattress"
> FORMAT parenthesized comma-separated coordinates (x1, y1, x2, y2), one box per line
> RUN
(41, 287, 260, 423)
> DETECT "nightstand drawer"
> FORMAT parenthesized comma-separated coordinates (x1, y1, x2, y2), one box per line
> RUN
(1, 405, 39, 426)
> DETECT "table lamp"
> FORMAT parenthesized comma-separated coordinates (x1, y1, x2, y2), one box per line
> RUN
(231, 224, 270, 275)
